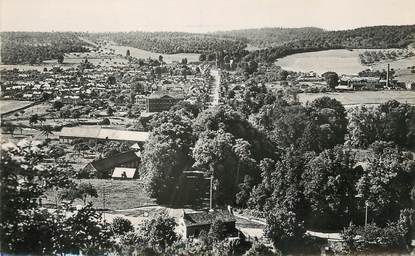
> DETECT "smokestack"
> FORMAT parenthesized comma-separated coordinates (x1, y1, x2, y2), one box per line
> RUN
(386, 64, 390, 87)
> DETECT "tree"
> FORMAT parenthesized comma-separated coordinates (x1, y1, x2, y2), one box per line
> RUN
(39, 124, 54, 138)
(57, 53, 64, 64)
(126, 49, 130, 57)
(302, 146, 361, 229)
(265, 206, 305, 252)
(158, 55, 163, 63)
(139, 212, 177, 251)
(29, 114, 39, 125)
(347, 105, 382, 148)
(111, 217, 134, 236)
(0, 142, 78, 254)
(199, 54, 206, 61)
(244, 243, 280, 256)
(208, 219, 228, 242)
(181, 58, 188, 65)
(53, 101, 64, 110)
(355, 147, 414, 224)
(323, 72, 339, 89)
(142, 111, 194, 203)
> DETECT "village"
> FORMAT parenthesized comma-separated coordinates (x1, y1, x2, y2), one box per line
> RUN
(1, 20, 415, 255)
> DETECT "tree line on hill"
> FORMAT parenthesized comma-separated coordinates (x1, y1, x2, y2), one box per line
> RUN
(0, 32, 91, 64)
(3, 25, 413, 66)
(88, 31, 247, 55)
(241, 25, 415, 63)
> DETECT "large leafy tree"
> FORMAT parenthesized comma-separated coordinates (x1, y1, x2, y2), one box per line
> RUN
(138, 212, 177, 251)
(356, 147, 414, 225)
(347, 105, 382, 148)
(142, 111, 194, 203)
(265, 206, 305, 253)
(302, 146, 361, 229)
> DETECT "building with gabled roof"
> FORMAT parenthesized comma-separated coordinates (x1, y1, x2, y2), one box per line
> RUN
(179, 209, 236, 238)
(82, 151, 140, 178)
(145, 93, 184, 112)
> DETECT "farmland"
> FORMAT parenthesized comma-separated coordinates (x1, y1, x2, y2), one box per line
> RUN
(44, 179, 156, 210)
(275, 48, 415, 75)
(107, 44, 200, 63)
(298, 90, 415, 107)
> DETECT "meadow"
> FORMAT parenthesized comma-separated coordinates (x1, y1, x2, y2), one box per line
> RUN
(44, 179, 156, 210)
(108, 44, 200, 63)
(0, 100, 34, 113)
(275, 48, 415, 75)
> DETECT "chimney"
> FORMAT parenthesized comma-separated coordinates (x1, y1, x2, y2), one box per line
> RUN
(386, 64, 390, 87)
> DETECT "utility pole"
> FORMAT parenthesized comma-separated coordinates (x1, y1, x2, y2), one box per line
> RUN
(209, 175, 213, 211)
(364, 201, 368, 228)
(102, 183, 106, 220)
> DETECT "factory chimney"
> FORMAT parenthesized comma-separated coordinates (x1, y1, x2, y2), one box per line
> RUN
(386, 64, 390, 87)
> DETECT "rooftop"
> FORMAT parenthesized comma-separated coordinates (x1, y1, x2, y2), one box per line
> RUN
(60, 127, 149, 142)
(89, 151, 140, 172)
(183, 209, 235, 227)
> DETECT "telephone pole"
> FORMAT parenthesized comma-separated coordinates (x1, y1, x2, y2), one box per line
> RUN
(209, 175, 213, 210)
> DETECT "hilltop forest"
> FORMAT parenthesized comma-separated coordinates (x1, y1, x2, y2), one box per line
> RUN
(1, 25, 414, 65)
(0, 32, 91, 64)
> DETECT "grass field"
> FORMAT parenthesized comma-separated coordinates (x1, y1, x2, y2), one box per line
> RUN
(276, 48, 415, 75)
(44, 179, 156, 210)
(108, 44, 200, 63)
(0, 100, 34, 113)
(298, 90, 415, 107)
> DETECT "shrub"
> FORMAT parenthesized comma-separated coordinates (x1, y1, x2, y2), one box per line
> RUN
(111, 217, 134, 235)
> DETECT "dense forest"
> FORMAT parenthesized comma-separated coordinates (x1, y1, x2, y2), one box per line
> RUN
(88, 32, 247, 55)
(242, 25, 415, 63)
(213, 27, 325, 48)
(0, 32, 91, 64)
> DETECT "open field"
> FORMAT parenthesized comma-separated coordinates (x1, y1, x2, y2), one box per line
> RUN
(44, 179, 156, 210)
(108, 44, 200, 63)
(0, 100, 34, 113)
(298, 90, 415, 107)
(275, 48, 415, 75)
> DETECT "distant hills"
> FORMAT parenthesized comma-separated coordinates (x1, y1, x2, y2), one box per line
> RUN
(1, 25, 414, 64)
(212, 27, 326, 48)
(214, 25, 415, 48)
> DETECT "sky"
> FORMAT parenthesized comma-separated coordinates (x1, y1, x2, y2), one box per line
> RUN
(1, 0, 414, 32)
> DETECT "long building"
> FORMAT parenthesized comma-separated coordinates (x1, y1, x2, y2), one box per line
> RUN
(59, 126, 149, 143)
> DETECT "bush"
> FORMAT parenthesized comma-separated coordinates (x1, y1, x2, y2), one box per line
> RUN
(111, 217, 134, 235)
(340, 221, 409, 253)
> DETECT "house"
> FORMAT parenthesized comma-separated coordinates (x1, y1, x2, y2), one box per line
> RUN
(179, 209, 236, 238)
(112, 167, 138, 179)
(145, 93, 184, 112)
(82, 151, 140, 178)
(406, 82, 415, 90)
